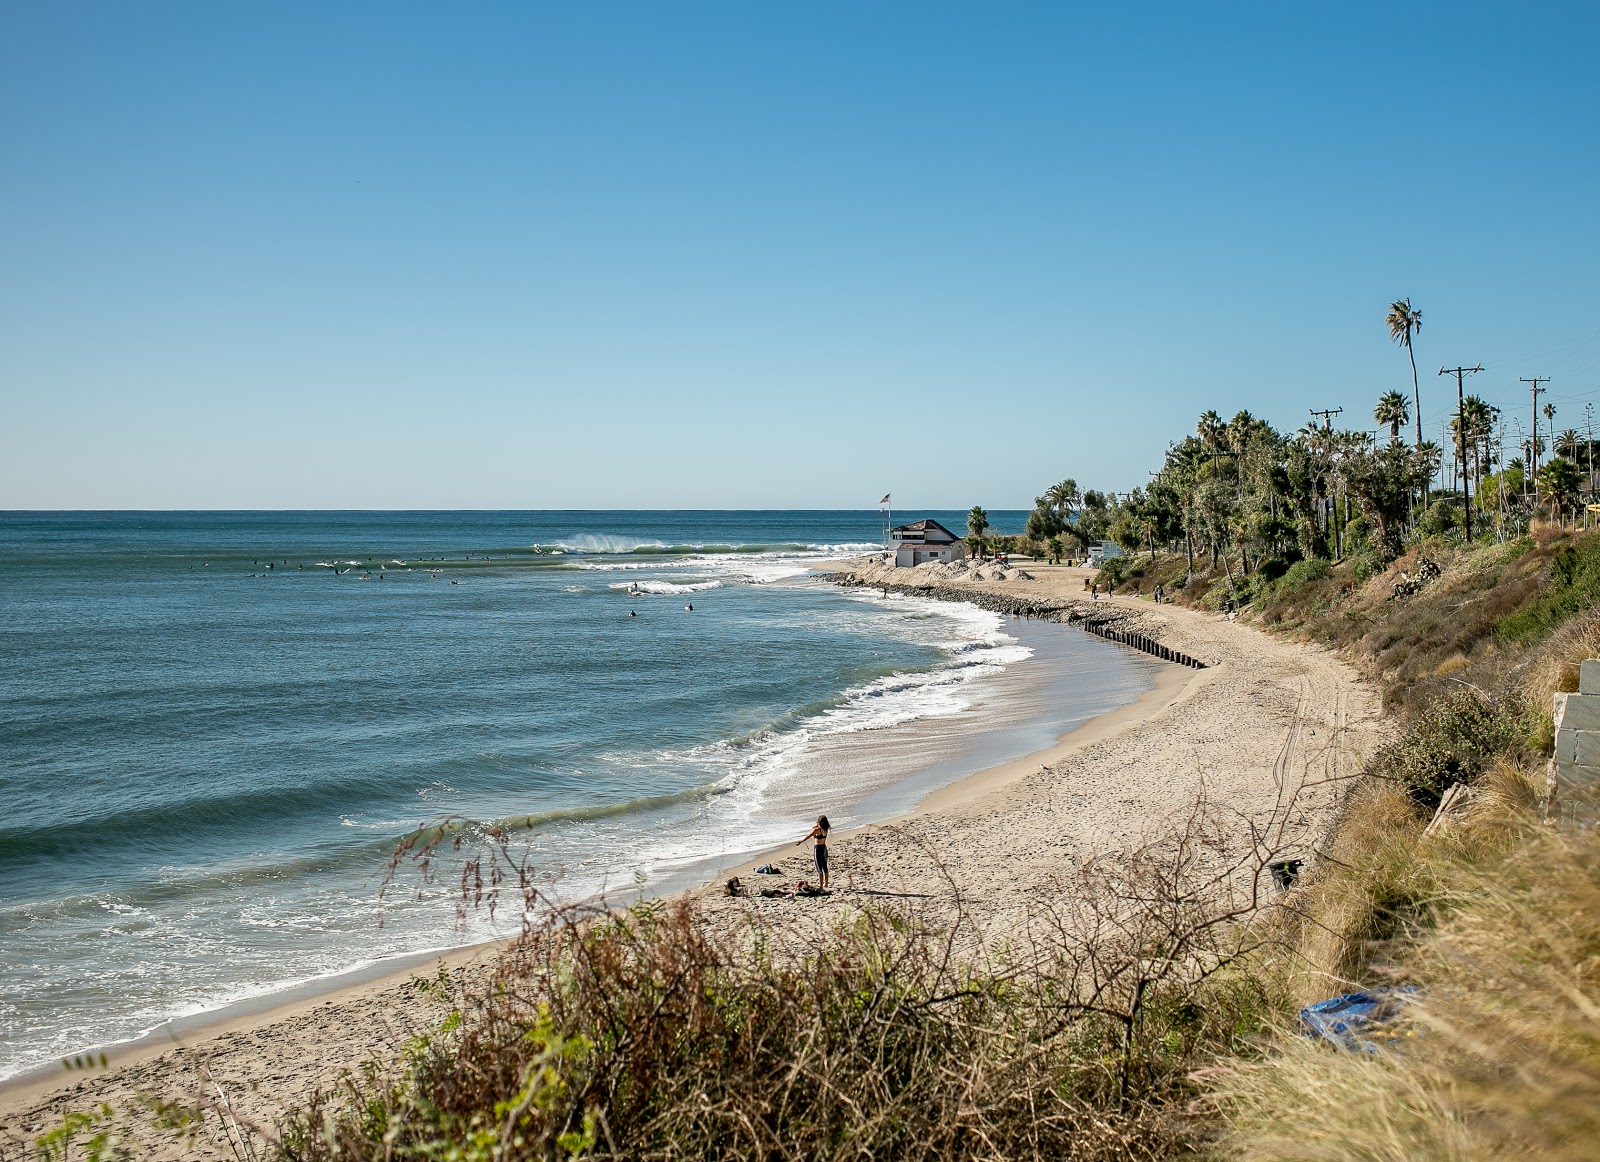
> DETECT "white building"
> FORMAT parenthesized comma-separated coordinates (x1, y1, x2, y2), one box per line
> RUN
(891, 519, 966, 567)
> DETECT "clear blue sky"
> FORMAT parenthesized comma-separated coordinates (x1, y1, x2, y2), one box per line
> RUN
(3, 2, 1598, 509)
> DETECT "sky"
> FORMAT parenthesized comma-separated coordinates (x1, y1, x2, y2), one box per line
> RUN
(3, 2, 1598, 510)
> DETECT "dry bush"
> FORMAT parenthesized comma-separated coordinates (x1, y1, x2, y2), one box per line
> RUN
(272, 803, 1307, 1162)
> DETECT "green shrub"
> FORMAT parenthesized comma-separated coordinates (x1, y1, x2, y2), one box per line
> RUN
(1495, 536, 1600, 644)
(1275, 557, 1329, 595)
(1369, 689, 1521, 810)
(1417, 496, 1464, 539)
(1253, 555, 1294, 585)
(1096, 556, 1129, 588)
(1349, 547, 1384, 583)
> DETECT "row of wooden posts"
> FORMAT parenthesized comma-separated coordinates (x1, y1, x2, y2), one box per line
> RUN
(1077, 619, 1206, 669)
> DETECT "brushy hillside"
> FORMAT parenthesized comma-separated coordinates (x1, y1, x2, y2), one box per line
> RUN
(1193, 526, 1600, 1159)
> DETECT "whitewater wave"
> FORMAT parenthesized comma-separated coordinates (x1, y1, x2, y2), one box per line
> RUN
(552, 536, 880, 557)
(608, 579, 724, 595)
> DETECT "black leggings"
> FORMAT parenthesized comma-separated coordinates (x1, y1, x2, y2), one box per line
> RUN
(814, 844, 828, 875)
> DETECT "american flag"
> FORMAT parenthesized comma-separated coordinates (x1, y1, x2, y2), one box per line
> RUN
(879, 494, 891, 505)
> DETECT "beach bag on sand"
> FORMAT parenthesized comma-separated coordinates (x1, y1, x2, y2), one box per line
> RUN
(753, 864, 782, 875)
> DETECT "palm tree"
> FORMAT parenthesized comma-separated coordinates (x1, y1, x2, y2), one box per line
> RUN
(1226, 410, 1261, 454)
(1461, 395, 1498, 484)
(1385, 298, 1424, 447)
(1044, 479, 1079, 520)
(1539, 458, 1582, 525)
(1417, 440, 1443, 484)
(966, 505, 989, 543)
(1197, 410, 1227, 467)
(1558, 428, 1581, 460)
(1374, 390, 1410, 442)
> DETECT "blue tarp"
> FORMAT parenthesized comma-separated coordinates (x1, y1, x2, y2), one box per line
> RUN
(1299, 986, 1419, 1052)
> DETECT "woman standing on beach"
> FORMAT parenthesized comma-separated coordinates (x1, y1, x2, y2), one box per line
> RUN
(797, 815, 830, 888)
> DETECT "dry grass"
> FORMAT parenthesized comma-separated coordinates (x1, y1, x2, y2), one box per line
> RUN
(1217, 810, 1600, 1161)
(1257, 782, 1431, 1004)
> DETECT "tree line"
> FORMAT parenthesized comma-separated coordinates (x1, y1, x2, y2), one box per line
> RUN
(964, 298, 1596, 575)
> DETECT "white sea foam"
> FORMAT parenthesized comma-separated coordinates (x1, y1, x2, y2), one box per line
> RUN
(622, 597, 1032, 844)
(608, 579, 724, 595)
(556, 535, 672, 554)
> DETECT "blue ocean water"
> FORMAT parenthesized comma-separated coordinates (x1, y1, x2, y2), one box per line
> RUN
(0, 510, 1155, 1079)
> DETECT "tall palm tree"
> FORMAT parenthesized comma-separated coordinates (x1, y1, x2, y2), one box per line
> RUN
(1044, 479, 1079, 520)
(1197, 410, 1226, 465)
(1226, 410, 1261, 454)
(1558, 428, 1582, 460)
(966, 505, 989, 540)
(1374, 390, 1410, 442)
(1464, 396, 1498, 483)
(1385, 298, 1424, 447)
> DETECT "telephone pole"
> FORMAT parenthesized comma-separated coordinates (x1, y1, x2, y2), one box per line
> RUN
(1440, 365, 1484, 540)
(1523, 377, 1550, 484)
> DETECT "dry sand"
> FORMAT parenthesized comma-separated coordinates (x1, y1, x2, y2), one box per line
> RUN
(0, 560, 1388, 1160)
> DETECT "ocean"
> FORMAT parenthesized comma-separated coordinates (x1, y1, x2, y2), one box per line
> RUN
(0, 510, 1160, 1079)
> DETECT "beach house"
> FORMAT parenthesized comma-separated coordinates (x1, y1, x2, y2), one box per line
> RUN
(890, 519, 966, 567)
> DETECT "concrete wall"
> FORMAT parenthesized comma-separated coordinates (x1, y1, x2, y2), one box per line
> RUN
(1552, 658, 1600, 817)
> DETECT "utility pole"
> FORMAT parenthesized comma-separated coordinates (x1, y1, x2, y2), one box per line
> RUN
(1522, 376, 1550, 484)
(1586, 403, 1596, 526)
(1440, 365, 1484, 540)
(1309, 408, 1343, 557)
(1309, 407, 1343, 433)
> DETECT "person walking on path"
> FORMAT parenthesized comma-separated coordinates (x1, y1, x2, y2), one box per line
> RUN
(796, 815, 831, 888)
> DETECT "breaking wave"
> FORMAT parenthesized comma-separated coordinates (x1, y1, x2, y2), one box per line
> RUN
(608, 579, 724, 595)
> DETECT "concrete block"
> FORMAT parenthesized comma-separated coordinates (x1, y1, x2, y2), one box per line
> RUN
(1580, 659, 1600, 695)
(1555, 692, 1600, 733)
(1555, 759, 1600, 798)
(1561, 730, 1600, 767)
(1555, 755, 1593, 784)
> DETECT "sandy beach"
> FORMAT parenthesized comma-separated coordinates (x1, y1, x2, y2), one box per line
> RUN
(0, 561, 1388, 1160)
